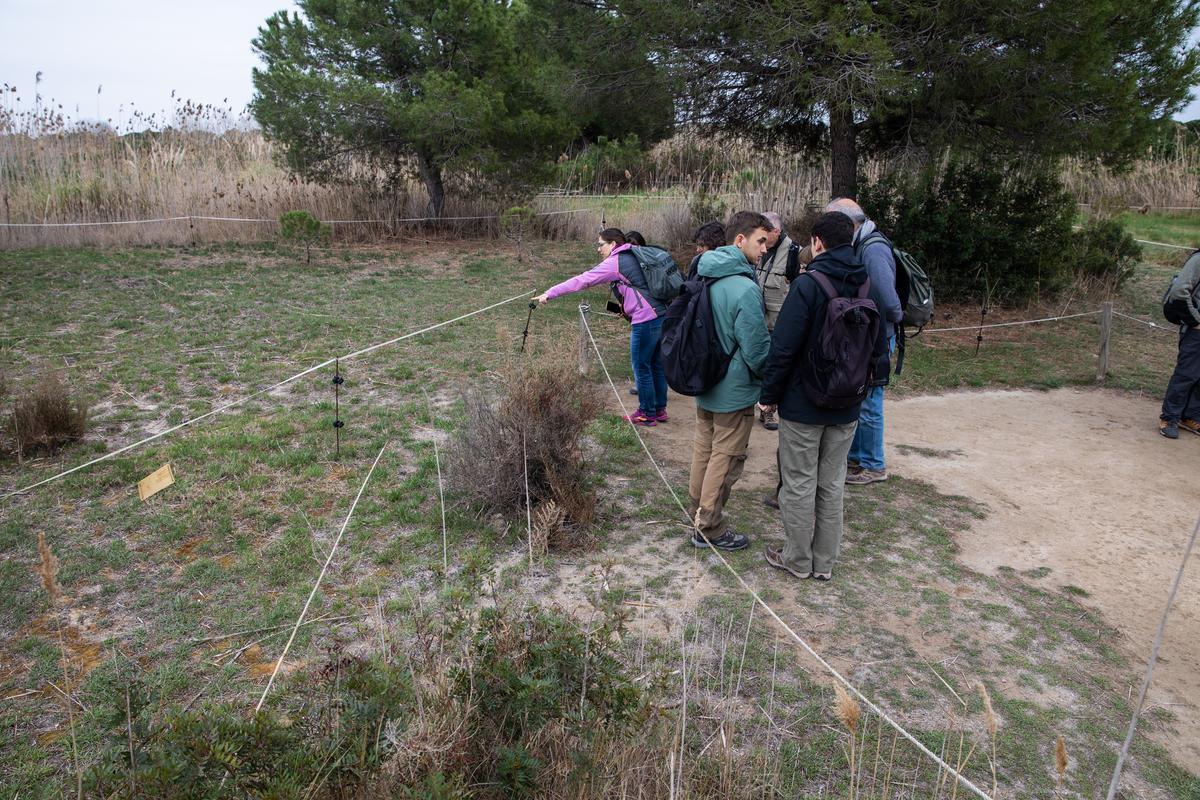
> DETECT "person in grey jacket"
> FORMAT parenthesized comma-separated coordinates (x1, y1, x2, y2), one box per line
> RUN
(1160, 249, 1200, 438)
(825, 198, 903, 483)
(755, 211, 799, 431)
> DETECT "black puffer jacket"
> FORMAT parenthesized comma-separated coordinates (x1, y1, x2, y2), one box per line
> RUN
(758, 244, 891, 426)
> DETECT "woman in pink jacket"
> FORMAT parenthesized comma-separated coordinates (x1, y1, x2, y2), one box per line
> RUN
(534, 228, 667, 426)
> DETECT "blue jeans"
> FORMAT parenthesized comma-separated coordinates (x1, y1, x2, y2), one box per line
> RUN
(849, 335, 894, 471)
(631, 317, 667, 415)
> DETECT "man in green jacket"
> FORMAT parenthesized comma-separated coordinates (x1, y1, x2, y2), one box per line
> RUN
(687, 211, 774, 551)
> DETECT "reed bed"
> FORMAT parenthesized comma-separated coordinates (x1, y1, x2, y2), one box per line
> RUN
(3, 87, 1197, 248)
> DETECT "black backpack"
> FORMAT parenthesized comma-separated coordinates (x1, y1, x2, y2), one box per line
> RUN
(613, 246, 684, 316)
(660, 275, 738, 396)
(857, 231, 934, 374)
(1162, 251, 1200, 326)
(801, 272, 880, 409)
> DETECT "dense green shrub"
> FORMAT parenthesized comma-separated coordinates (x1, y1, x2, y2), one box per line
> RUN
(1066, 217, 1142, 291)
(859, 156, 1131, 304)
(556, 135, 651, 191)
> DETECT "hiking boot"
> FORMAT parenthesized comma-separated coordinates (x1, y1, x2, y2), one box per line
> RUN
(629, 384, 638, 395)
(762, 494, 780, 510)
(812, 571, 832, 582)
(845, 468, 888, 485)
(764, 546, 810, 579)
(760, 409, 779, 431)
(622, 412, 656, 427)
(654, 409, 670, 423)
(1160, 418, 1180, 439)
(689, 530, 750, 551)
(1181, 418, 1200, 436)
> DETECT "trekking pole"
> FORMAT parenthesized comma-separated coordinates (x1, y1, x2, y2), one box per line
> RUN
(332, 358, 345, 458)
(520, 301, 537, 354)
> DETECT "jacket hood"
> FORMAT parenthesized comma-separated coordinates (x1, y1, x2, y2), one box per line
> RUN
(807, 244, 867, 286)
(698, 245, 757, 279)
(854, 219, 878, 244)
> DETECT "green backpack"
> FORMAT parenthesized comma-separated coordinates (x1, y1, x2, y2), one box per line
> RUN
(857, 232, 935, 374)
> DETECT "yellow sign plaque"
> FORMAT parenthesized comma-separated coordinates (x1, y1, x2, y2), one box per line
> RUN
(137, 463, 175, 502)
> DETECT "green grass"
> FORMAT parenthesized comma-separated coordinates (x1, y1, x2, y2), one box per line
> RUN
(1, 233, 1197, 796)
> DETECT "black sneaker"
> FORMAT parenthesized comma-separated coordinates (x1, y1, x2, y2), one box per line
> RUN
(1160, 418, 1180, 439)
(690, 530, 750, 551)
(762, 494, 780, 510)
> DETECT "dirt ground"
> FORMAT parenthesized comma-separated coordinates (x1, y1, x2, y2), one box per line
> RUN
(635, 386, 1200, 775)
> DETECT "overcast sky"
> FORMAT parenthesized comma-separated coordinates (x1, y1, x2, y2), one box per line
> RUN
(2, 1, 1200, 127)
(0, 0, 298, 126)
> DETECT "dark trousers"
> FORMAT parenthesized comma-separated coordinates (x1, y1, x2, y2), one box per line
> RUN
(1161, 326, 1200, 422)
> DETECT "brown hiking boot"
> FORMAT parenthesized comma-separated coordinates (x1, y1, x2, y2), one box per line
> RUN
(845, 468, 888, 485)
(1180, 418, 1200, 436)
(760, 408, 779, 431)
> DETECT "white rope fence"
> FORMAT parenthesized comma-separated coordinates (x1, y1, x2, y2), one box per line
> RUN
(578, 306, 995, 800)
(1106, 512, 1200, 800)
(1112, 311, 1179, 335)
(254, 440, 390, 713)
(1134, 238, 1195, 251)
(0, 207, 598, 229)
(1, 289, 534, 500)
(918, 310, 1101, 335)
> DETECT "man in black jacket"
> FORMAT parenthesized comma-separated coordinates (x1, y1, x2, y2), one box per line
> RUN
(756, 212, 890, 581)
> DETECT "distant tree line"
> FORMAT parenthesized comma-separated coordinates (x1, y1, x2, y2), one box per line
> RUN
(252, 0, 1200, 213)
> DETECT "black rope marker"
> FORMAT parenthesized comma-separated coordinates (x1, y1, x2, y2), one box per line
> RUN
(974, 306, 988, 356)
(520, 300, 537, 354)
(332, 357, 345, 458)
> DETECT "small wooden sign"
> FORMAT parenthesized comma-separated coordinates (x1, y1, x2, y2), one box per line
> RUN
(137, 463, 175, 502)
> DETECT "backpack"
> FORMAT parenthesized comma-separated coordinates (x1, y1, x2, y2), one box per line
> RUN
(801, 272, 881, 409)
(1161, 251, 1200, 326)
(613, 246, 684, 316)
(857, 232, 934, 374)
(660, 275, 738, 396)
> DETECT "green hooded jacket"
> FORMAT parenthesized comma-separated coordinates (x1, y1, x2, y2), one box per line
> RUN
(696, 245, 772, 413)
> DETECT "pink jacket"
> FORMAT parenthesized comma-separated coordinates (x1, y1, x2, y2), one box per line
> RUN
(545, 243, 659, 324)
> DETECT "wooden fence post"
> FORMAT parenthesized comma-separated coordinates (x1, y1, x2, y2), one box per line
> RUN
(1097, 301, 1114, 382)
(578, 303, 591, 376)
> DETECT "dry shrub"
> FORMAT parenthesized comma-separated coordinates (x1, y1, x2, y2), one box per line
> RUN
(7, 373, 89, 457)
(448, 348, 603, 533)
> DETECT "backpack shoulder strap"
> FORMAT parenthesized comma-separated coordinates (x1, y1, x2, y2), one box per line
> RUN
(809, 270, 837, 299)
(856, 276, 872, 299)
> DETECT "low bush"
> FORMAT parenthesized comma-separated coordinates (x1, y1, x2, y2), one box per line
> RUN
(84, 602, 653, 800)
(6, 372, 88, 458)
(447, 349, 603, 530)
(1065, 217, 1142, 293)
(278, 209, 330, 263)
(859, 155, 1118, 304)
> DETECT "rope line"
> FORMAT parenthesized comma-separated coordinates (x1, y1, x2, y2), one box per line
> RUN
(1134, 238, 1195, 251)
(919, 310, 1100, 334)
(577, 307, 994, 800)
(1, 290, 533, 500)
(1112, 311, 1178, 335)
(1105, 513, 1200, 800)
(0, 207, 598, 229)
(254, 440, 390, 713)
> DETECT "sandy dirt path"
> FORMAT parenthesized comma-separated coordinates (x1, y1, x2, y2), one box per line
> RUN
(633, 387, 1200, 773)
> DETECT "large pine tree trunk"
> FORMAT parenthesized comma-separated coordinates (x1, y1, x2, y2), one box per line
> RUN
(416, 152, 445, 218)
(829, 102, 858, 200)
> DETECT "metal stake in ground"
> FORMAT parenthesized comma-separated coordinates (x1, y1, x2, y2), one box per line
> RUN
(974, 305, 988, 356)
(332, 358, 345, 458)
(520, 301, 537, 353)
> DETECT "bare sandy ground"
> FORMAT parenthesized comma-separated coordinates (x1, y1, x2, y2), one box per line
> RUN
(630, 387, 1200, 774)
(885, 388, 1200, 773)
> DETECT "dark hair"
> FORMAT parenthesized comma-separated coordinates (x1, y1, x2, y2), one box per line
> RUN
(810, 211, 854, 249)
(625, 230, 646, 247)
(598, 227, 626, 246)
(692, 221, 726, 251)
(725, 211, 773, 244)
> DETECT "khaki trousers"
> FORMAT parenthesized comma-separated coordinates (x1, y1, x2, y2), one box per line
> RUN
(778, 418, 857, 575)
(687, 405, 755, 539)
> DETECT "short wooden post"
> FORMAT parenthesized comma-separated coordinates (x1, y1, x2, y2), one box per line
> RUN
(1096, 301, 1114, 382)
(578, 303, 591, 376)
